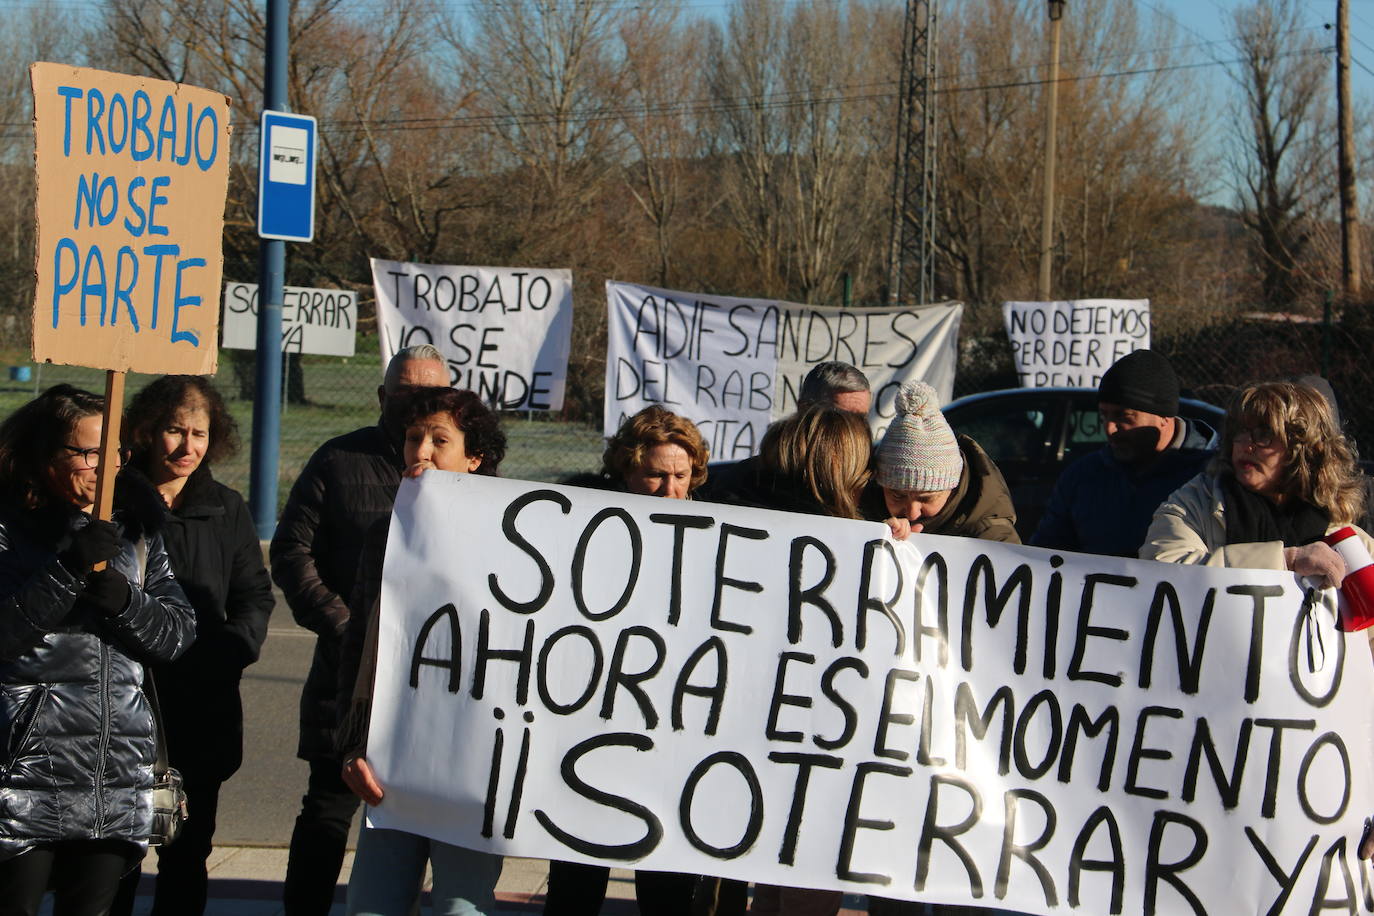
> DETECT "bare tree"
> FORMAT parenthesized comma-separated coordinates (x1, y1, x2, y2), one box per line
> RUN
(934, 0, 1204, 320)
(617, 5, 706, 286)
(778, 0, 894, 303)
(704, 0, 788, 296)
(449, 0, 633, 262)
(1227, 0, 1335, 308)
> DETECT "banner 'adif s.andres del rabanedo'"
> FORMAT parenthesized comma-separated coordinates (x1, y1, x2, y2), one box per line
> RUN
(368, 473, 1374, 915)
(605, 280, 963, 460)
(371, 259, 573, 411)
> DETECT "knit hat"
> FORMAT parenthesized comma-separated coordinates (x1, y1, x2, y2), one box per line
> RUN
(876, 382, 964, 492)
(1098, 349, 1179, 418)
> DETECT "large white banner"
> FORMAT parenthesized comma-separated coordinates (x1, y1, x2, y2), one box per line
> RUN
(371, 260, 572, 411)
(221, 282, 357, 356)
(1003, 300, 1151, 388)
(606, 281, 963, 460)
(368, 473, 1374, 914)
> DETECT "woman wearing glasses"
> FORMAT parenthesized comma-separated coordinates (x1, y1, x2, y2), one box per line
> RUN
(1141, 380, 1372, 587)
(108, 376, 274, 916)
(0, 384, 194, 914)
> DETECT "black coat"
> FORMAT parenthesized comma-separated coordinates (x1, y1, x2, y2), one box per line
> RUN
(270, 422, 405, 760)
(0, 491, 195, 858)
(147, 466, 274, 779)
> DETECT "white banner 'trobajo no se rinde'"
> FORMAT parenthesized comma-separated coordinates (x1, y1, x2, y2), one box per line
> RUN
(371, 259, 572, 411)
(605, 281, 963, 461)
(366, 474, 1374, 914)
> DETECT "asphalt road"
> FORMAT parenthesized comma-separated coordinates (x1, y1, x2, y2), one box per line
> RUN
(215, 586, 360, 847)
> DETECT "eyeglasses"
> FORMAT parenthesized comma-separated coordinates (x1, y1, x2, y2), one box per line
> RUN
(1234, 428, 1276, 449)
(59, 445, 129, 469)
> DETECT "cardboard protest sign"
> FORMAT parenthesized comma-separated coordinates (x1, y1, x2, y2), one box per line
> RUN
(31, 63, 231, 375)
(368, 473, 1374, 914)
(222, 282, 356, 356)
(606, 281, 963, 460)
(371, 259, 572, 411)
(1003, 299, 1150, 389)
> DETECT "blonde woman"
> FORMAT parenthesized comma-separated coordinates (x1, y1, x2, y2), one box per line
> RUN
(1142, 380, 1373, 585)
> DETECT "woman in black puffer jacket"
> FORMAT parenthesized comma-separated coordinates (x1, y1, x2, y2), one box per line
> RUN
(0, 384, 195, 915)
(108, 375, 274, 916)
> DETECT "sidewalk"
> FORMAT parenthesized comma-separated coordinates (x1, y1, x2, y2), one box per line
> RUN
(108, 848, 873, 915)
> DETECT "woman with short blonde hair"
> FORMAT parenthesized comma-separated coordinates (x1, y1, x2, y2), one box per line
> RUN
(757, 405, 872, 519)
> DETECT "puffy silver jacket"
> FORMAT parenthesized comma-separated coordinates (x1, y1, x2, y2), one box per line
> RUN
(0, 506, 195, 858)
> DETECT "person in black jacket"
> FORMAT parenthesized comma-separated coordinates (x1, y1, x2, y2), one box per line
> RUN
(271, 344, 448, 915)
(108, 376, 274, 916)
(0, 384, 195, 915)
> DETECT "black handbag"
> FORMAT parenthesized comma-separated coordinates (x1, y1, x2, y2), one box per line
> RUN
(144, 667, 188, 847)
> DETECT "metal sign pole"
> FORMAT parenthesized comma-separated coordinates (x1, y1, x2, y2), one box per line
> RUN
(249, 0, 288, 539)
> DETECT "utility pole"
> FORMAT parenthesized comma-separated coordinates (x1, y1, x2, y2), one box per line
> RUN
(1336, 0, 1362, 301)
(887, 0, 938, 306)
(1038, 0, 1065, 302)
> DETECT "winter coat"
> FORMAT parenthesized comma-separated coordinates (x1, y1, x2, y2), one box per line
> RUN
(0, 492, 195, 858)
(270, 421, 405, 760)
(863, 435, 1020, 544)
(1140, 471, 1374, 570)
(1031, 417, 1216, 557)
(335, 517, 389, 762)
(695, 455, 836, 517)
(147, 465, 273, 780)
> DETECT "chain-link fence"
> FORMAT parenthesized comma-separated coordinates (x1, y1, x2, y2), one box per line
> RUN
(953, 302, 1374, 458)
(3, 301, 1370, 511)
(0, 353, 606, 506)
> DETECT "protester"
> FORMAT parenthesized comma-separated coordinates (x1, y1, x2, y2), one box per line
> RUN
(0, 385, 194, 914)
(600, 404, 709, 498)
(1031, 349, 1215, 556)
(272, 344, 448, 915)
(1141, 380, 1373, 583)
(729, 404, 871, 916)
(336, 387, 507, 915)
(1287, 374, 1374, 534)
(545, 404, 745, 916)
(107, 376, 274, 916)
(797, 361, 872, 414)
(864, 381, 1018, 544)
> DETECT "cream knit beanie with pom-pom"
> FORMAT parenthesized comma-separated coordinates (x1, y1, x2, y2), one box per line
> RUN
(875, 381, 963, 492)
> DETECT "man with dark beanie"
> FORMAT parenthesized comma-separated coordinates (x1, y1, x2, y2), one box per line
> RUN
(1031, 349, 1217, 556)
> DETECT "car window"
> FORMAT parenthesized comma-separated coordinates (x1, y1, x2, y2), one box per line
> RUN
(952, 404, 1050, 464)
(1064, 405, 1107, 463)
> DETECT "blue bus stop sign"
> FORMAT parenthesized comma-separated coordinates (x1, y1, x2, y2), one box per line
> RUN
(257, 110, 317, 242)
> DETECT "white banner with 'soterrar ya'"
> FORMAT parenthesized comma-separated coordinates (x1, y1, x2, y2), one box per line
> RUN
(367, 473, 1374, 914)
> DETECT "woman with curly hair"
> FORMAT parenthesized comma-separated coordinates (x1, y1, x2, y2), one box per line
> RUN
(1142, 380, 1373, 586)
(546, 405, 728, 915)
(337, 387, 508, 915)
(601, 404, 710, 499)
(111, 375, 274, 916)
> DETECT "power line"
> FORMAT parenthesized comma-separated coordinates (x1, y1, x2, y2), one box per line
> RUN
(0, 45, 1325, 143)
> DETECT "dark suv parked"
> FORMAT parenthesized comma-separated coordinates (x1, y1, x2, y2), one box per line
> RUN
(943, 387, 1225, 540)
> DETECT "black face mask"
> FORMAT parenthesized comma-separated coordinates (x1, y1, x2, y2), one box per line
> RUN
(1107, 425, 1163, 466)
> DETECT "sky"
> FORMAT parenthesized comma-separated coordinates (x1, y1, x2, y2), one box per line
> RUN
(1150, 0, 1374, 94)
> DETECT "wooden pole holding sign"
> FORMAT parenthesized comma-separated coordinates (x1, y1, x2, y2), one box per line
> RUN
(91, 370, 125, 524)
